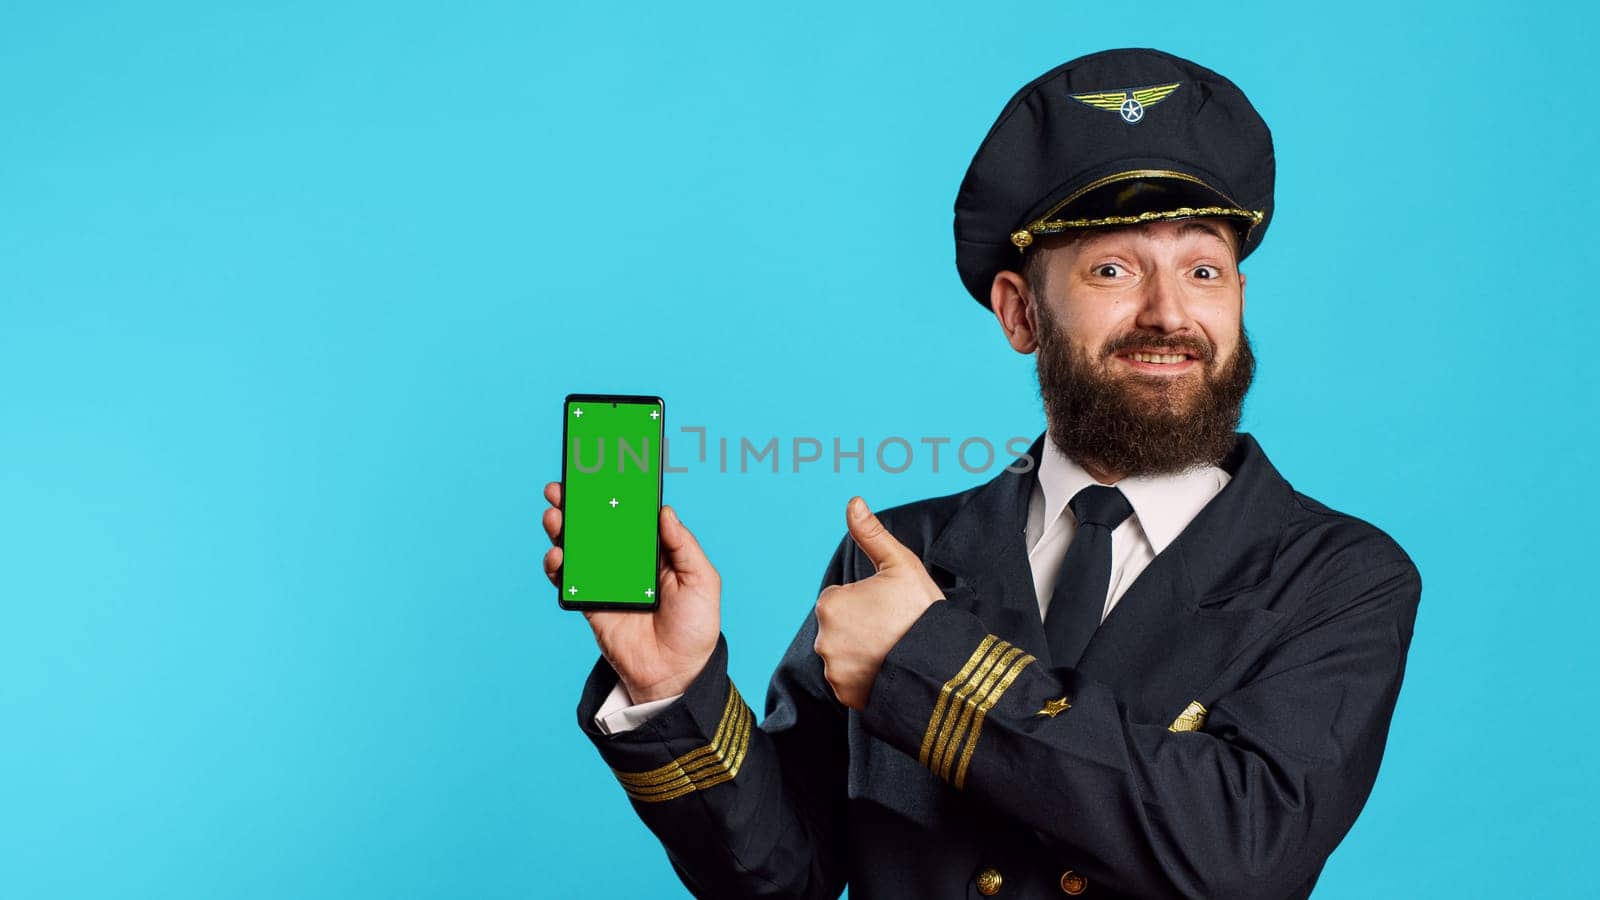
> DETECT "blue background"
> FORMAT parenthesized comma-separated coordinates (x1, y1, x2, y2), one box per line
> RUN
(3, 1, 1595, 897)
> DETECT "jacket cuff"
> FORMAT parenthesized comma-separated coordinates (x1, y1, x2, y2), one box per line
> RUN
(861, 594, 1038, 790)
(574, 635, 755, 803)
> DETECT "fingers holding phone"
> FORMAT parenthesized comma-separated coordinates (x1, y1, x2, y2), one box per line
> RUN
(549, 395, 719, 703)
(541, 480, 563, 587)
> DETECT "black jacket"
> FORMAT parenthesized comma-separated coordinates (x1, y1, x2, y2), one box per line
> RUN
(575, 431, 1422, 899)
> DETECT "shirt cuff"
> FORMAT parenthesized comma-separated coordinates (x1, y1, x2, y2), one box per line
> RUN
(593, 680, 685, 735)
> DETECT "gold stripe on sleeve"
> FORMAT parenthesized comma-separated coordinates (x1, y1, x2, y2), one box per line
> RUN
(918, 635, 999, 768)
(610, 681, 755, 803)
(925, 640, 1014, 773)
(612, 683, 740, 787)
(910, 632, 1044, 788)
(952, 651, 1036, 789)
(935, 645, 1026, 780)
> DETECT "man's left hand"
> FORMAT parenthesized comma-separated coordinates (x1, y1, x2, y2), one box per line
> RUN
(814, 496, 945, 710)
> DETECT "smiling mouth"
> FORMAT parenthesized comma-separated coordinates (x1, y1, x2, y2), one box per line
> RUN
(1114, 348, 1203, 372)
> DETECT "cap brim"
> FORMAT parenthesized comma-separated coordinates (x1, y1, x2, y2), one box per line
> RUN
(957, 166, 1271, 311)
(1010, 169, 1263, 250)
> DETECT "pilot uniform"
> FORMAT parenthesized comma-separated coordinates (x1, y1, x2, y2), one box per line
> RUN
(572, 48, 1422, 899)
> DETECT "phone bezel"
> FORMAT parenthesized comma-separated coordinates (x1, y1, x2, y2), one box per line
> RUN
(557, 392, 665, 612)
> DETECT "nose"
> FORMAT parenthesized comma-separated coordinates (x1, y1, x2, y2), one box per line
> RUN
(1133, 268, 1192, 334)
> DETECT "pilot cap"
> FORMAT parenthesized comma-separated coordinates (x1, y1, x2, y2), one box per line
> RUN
(954, 48, 1275, 308)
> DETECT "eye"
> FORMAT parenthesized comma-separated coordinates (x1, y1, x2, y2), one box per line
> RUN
(1193, 265, 1220, 280)
(1092, 263, 1125, 278)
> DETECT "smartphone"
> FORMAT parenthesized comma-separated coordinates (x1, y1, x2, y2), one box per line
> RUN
(558, 393, 664, 611)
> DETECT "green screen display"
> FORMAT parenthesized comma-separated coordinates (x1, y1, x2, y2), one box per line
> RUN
(560, 396, 663, 608)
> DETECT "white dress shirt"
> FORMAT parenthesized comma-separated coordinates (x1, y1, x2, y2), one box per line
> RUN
(1026, 435, 1231, 623)
(593, 436, 1231, 735)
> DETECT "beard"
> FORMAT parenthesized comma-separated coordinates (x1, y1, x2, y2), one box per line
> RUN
(1034, 302, 1256, 478)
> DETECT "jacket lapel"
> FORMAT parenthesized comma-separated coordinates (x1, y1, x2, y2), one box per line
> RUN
(925, 433, 1051, 662)
(923, 431, 1292, 707)
(1076, 432, 1291, 701)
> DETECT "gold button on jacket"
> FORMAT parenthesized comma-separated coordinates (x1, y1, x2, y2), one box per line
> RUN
(1060, 869, 1088, 895)
(975, 866, 1003, 896)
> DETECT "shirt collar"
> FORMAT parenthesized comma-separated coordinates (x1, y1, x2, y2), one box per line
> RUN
(1036, 432, 1232, 554)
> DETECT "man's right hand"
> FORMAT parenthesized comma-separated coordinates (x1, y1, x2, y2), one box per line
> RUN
(542, 481, 722, 704)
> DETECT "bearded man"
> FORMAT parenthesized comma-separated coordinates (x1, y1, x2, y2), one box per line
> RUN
(542, 48, 1422, 899)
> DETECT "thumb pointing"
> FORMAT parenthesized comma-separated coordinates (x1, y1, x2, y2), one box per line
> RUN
(847, 496, 910, 572)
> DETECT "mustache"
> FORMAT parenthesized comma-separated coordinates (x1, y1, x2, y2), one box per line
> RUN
(1101, 332, 1215, 363)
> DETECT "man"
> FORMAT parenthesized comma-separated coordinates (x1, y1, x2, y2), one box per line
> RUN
(541, 48, 1421, 899)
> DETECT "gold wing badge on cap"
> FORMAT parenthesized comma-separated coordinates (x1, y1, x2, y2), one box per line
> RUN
(1070, 82, 1181, 125)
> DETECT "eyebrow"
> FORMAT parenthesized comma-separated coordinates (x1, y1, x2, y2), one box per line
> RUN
(1174, 220, 1233, 245)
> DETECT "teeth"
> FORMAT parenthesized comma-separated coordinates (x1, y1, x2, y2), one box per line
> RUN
(1129, 352, 1188, 364)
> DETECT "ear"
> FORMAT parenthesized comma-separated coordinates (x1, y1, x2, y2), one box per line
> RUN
(990, 269, 1039, 354)
(1239, 271, 1247, 316)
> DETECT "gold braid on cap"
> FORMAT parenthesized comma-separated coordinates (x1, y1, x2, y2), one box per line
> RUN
(1009, 169, 1265, 253)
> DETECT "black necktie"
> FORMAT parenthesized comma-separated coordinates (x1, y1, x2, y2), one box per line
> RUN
(1042, 484, 1134, 667)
